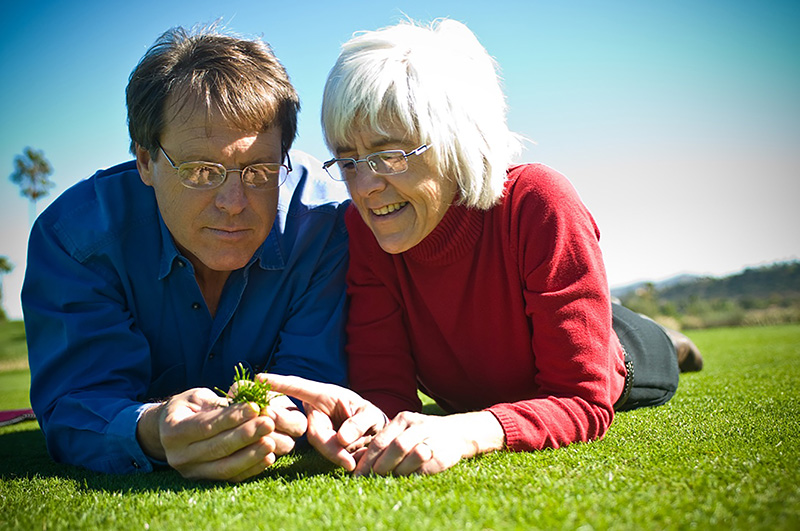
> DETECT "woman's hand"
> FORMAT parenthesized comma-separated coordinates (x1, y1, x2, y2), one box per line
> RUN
(256, 374, 388, 471)
(352, 410, 506, 476)
(261, 393, 308, 457)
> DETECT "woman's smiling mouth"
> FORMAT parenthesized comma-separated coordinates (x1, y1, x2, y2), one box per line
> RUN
(371, 202, 408, 216)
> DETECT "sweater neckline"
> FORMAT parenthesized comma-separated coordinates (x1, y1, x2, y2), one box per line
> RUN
(405, 203, 484, 266)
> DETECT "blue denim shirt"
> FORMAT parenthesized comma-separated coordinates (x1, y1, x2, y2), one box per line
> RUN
(22, 151, 350, 474)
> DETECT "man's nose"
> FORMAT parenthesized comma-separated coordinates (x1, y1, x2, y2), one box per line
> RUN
(214, 171, 248, 214)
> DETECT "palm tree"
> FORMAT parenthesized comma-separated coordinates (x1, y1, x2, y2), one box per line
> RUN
(10, 147, 55, 226)
(0, 256, 12, 321)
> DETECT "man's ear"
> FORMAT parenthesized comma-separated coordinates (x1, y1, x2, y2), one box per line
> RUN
(135, 144, 154, 186)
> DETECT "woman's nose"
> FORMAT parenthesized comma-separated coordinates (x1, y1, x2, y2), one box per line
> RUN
(349, 162, 387, 197)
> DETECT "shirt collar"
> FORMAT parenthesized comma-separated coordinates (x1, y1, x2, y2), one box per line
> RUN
(256, 227, 285, 270)
(157, 216, 183, 280)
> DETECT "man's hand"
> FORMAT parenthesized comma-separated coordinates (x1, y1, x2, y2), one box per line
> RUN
(257, 374, 388, 471)
(136, 387, 279, 482)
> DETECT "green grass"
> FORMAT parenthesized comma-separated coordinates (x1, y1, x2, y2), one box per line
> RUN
(1, 323, 799, 530)
(0, 320, 27, 368)
(0, 320, 30, 410)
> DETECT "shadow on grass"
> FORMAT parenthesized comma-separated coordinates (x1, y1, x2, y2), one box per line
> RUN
(0, 400, 449, 494)
(421, 402, 447, 415)
(0, 423, 345, 494)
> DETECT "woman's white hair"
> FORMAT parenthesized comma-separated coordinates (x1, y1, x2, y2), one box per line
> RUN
(322, 19, 522, 209)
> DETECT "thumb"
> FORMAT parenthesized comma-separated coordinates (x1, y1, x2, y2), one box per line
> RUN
(307, 408, 357, 472)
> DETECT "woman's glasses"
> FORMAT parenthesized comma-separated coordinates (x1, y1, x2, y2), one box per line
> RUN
(322, 144, 431, 181)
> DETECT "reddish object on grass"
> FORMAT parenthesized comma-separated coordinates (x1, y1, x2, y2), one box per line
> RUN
(0, 408, 36, 427)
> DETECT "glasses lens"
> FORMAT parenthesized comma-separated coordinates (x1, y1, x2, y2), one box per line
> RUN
(331, 159, 357, 181)
(368, 151, 407, 175)
(179, 163, 226, 189)
(243, 164, 288, 189)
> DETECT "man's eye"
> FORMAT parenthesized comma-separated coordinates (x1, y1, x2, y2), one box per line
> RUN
(195, 167, 215, 182)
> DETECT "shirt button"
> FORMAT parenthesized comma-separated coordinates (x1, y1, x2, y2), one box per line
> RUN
(177, 260, 186, 267)
(208, 352, 216, 359)
(132, 460, 140, 469)
(191, 302, 201, 310)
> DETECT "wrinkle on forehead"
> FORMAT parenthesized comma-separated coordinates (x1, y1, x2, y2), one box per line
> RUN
(163, 96, 217, 137)
(160, 98, 281, 163)
(334, 122, 418, 156)
(164, 93, 269, 137)
(330, 108, 419, 152)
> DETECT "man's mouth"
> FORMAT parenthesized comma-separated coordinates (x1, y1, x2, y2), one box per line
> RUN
(207, 227, 251, 239)
(371, 202, 408, 216)
(211, 227, 248, 233)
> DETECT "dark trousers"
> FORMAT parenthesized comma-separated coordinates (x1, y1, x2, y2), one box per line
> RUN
(611, 303, 679, 412)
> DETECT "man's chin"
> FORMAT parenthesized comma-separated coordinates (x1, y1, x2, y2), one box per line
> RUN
(190, 252, 256, 274)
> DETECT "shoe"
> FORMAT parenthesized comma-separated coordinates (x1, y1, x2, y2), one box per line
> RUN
(662, 327, 704, 372)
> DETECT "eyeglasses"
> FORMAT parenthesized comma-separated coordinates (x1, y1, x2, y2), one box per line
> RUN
(322, 144, 431, 181)
(158, 144, 291, 190)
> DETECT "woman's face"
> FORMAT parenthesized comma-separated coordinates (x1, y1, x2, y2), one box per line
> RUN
(336, 126, 457, 254)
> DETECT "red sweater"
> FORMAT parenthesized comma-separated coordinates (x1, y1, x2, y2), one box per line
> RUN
(345, 164, 626, 451)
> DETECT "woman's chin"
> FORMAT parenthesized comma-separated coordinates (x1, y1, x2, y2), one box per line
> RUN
(377, 238, 414, 255)
(371, 230, 421, 254)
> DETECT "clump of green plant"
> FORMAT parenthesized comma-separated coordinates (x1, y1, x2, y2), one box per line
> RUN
(216, 363, 276, 409)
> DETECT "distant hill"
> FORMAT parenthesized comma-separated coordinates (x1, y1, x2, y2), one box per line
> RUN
(611, 274, 700, 299)
(657, 261, 800, 302)
(614, 261, 800, 329)
(613, 261, 800, 301)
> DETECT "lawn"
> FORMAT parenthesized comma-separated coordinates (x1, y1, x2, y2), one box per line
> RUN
(1, 321, 798, 530)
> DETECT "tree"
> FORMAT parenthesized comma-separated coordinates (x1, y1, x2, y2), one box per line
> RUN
(0, 256, 12, 321)
(10, 147, 55, 225)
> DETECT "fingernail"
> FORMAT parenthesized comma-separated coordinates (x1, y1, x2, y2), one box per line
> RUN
(249, 402, 261, 414)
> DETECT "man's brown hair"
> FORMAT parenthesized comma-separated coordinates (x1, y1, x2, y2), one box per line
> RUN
(126, 25, 299, 158)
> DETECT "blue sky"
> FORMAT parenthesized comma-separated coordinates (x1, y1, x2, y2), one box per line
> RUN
(1, 0, 799, 319)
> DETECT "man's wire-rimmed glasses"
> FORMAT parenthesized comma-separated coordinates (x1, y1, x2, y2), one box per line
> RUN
(158, 144, 291, 190)
(322, 144, 431, 182)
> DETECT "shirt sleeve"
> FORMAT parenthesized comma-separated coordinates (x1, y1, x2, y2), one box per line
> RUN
(266, 201, 350, 388)
(23, 213, 158, 474)
(486, 165, 621, 451)
(344, 206, 423, 416)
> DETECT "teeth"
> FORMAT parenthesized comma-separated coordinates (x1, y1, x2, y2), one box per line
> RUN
(372, 202, 408, 216)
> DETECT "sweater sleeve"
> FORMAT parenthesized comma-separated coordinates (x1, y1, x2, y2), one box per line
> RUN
(344, 206, 423, 416)
(487, 165, 622, 451)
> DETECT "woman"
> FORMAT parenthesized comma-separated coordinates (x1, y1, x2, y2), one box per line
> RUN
(263, 19, 702, 476)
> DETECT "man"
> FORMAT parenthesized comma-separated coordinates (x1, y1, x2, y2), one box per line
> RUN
(21, 26, 349, 482)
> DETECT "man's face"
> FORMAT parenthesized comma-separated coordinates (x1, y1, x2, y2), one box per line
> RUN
(137, 103, 281, 276)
